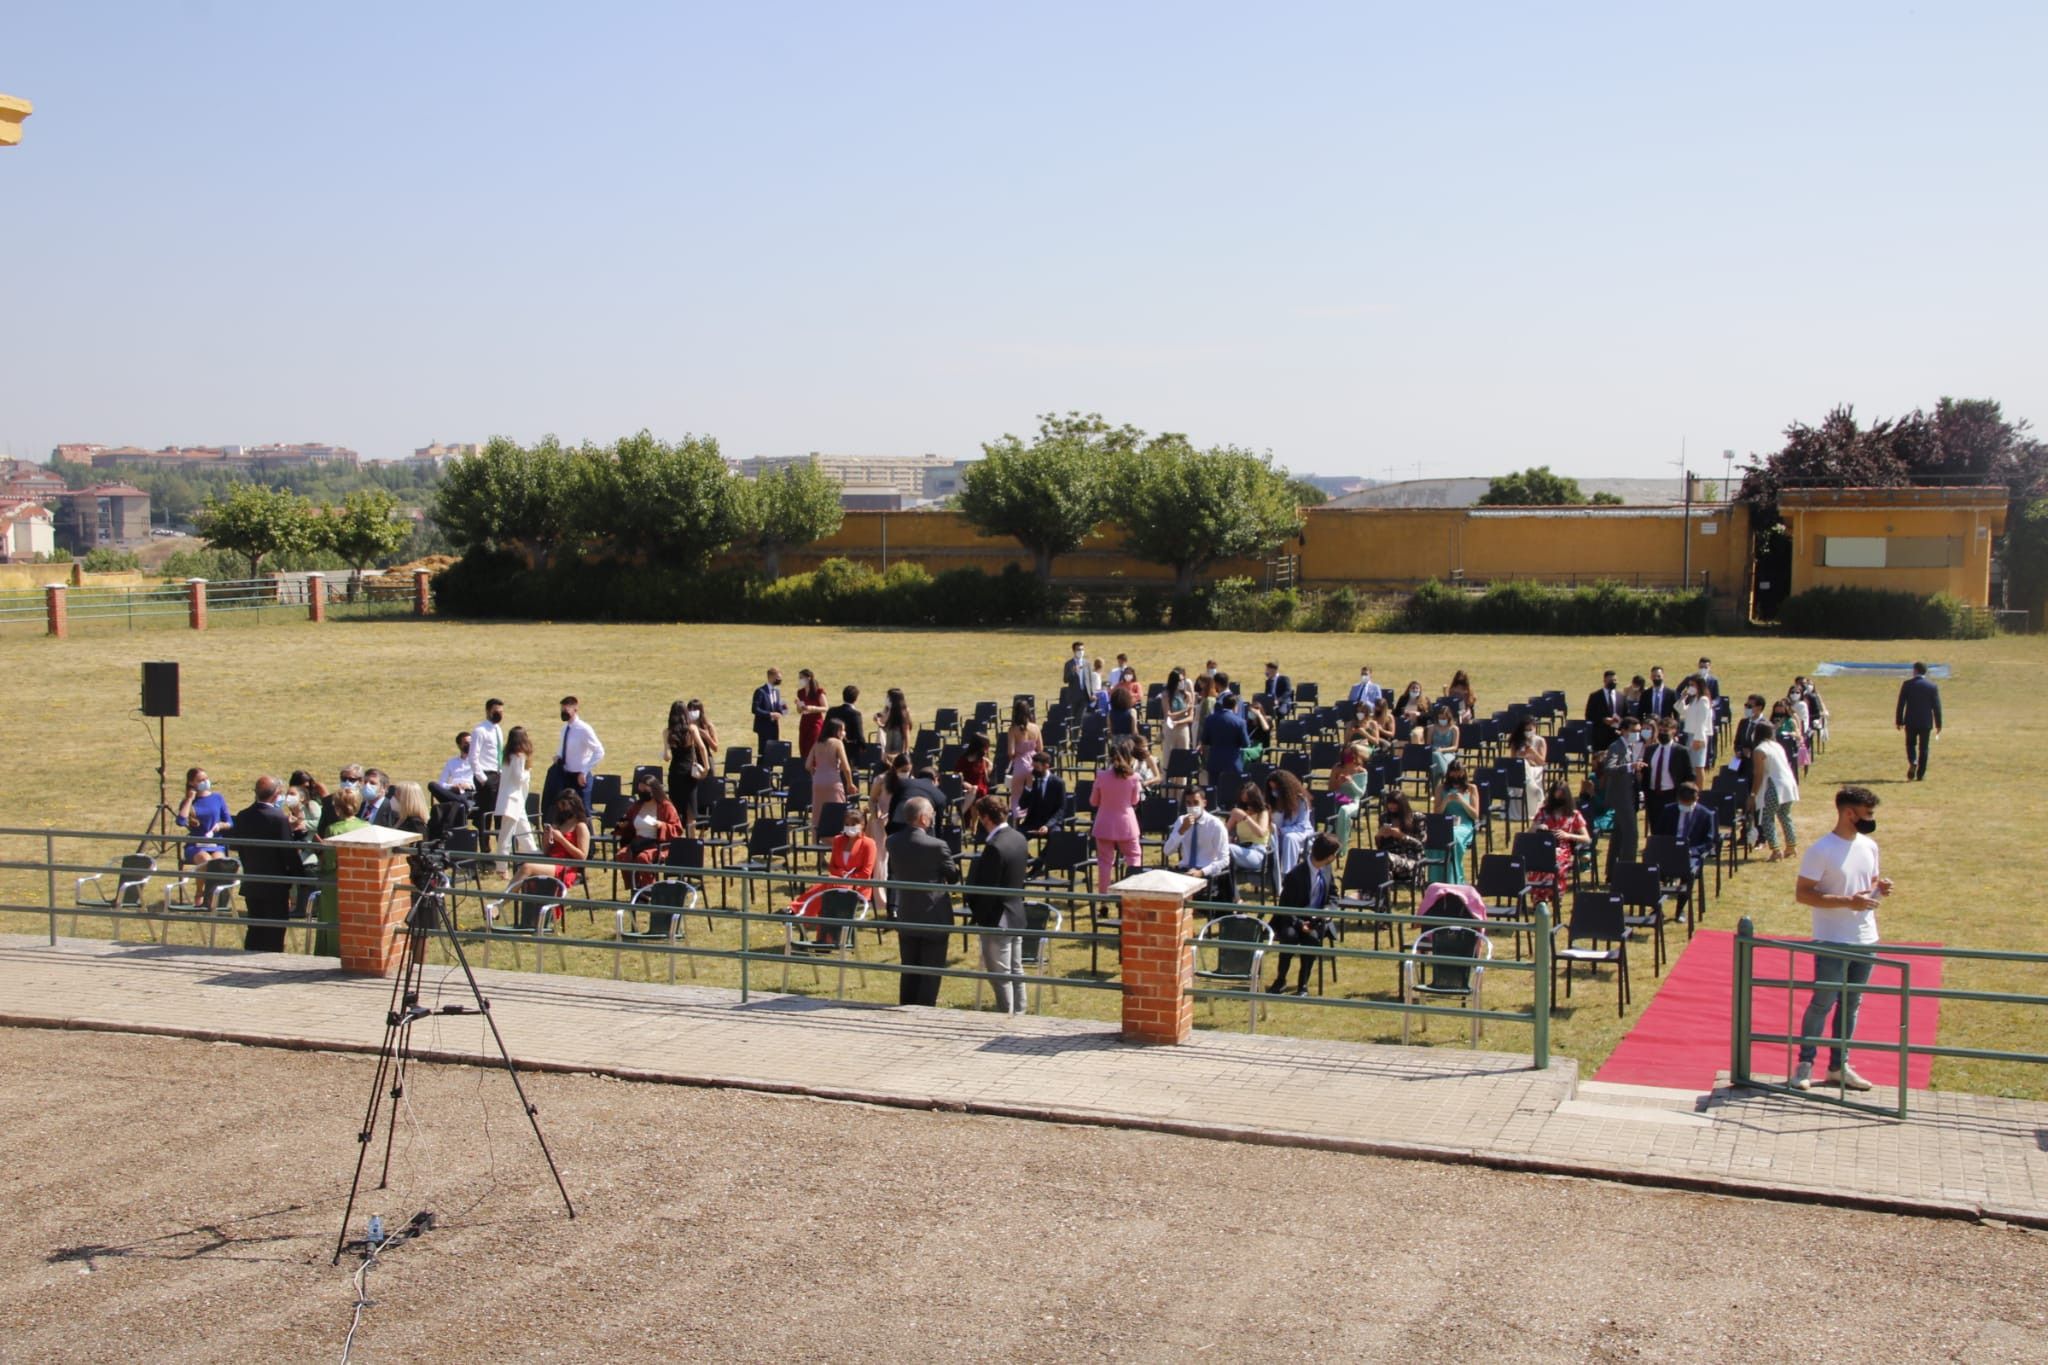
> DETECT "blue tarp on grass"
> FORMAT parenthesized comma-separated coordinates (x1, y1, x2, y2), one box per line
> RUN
(1814, 662, 1951, 678)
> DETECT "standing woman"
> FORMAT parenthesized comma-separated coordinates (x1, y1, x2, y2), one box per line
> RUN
(1160, 668, 1192, 771)
(868, 752, 910, 908)
(795, 668, 828, 760)
(1680, 678, 1715, 776)
(1193, 674, 1217, 734)
(688, 699, 721, 764)
(1435, 759, 1480, 883)
(878, 687, 914, 758)
(1750, 735, 1801, 861)
(1089, 739, 1143, 891)
(663, 700, 708, 836)
(494, 726, 537, 859)
(1265, 769, 1313, 881)
(804, 717, 857, 835)
(1006, 700, 1042, 805)
(1108, 686, 1140, 741)
(1510, 717, 1547, 819)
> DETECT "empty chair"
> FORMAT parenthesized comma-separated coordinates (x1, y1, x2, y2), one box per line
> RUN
(616, 878, 701, 983)
(782, 887, 868, 997)
(159, 857, 242, 947)
(1473, 853, 1535, 959)
(74, 852, 156, 940)
(1554, 890, 1630, 1016)
(480, 874, 568, 970)
(1609, 861, 1670, 976)
(1194, 913, 1276, 1033)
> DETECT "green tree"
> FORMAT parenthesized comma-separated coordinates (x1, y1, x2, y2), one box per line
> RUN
(319, 488, 411, 576)
(960, 412, 1138, 581)
(598, 431, 751, 569)
(1106, 437, 1306, 597)
(1477, 465, 1589, 506)
(194, 483, 320, 579)
(734, 460, 844, 577)
(433, 436, 584, 567)
(1589, 491, 1625, 505)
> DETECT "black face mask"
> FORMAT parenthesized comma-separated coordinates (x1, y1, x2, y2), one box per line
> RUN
(1854, 818, 1877, 835)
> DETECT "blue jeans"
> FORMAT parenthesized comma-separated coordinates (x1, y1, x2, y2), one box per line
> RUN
(1797, 946, 1875, 1070)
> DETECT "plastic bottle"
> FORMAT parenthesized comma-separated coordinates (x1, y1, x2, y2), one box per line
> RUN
(368, 1214, 384, 1247)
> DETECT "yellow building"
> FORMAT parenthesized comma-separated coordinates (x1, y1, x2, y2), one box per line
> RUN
(1777, 487, 2007, 606)
(0, 94, 31, 147)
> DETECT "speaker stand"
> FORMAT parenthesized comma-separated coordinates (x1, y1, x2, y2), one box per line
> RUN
(139, 715, 181, 856)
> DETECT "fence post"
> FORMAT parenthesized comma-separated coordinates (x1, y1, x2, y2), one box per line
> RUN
(186, 578, 208, 631)
(45, 583, 66, 638)
(267, 571, 285, 604)
(1113, 869, 1202, 1044)
(1531, 901, 1552, 1068)
(46, 830, 58, 945)
(413, 569, 431, 617)
(69, 560, 84, 587)
(329, 825, 420, 975)
(1732, 915, 1754, 1087)
(307, 572, 326, 623)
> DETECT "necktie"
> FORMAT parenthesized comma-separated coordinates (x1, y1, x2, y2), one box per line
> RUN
(1606, 690, 1615, 714)
(560, 723, 571, 766)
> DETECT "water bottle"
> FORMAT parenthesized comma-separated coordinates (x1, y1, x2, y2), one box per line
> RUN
(368, 1214, 384, 1247)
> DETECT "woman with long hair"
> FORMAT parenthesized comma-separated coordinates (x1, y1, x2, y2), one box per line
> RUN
(494, 726, 537, 858)
(663, 700, 708, 835)
(805, 717, 858, 835)
(795, 667, 828, 759)
(878, 687, 914, 758)
(1265, 768, 1312, 880)
(1528, 782, 1590, 905)
(616, 773, 683, 889)
(1225, 781, 1272, 887)
(1090, 739, 1143, 891)
(1006, 699, 1042, 806)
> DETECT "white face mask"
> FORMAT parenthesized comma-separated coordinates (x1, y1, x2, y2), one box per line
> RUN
(687, 709, 701, 721)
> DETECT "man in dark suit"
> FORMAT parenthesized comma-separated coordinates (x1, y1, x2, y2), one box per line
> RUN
(1012, 749, 1067, 836)
(1640, 666, 1675, 723)
(1268, 832, 1339, 996)
(1896, 661, 1943, 781)
(1263, 662, 1295, 718)
(1733, 692, 1774, 759)
(752, 667, 787, 747)
(965, 794, 1031, 1014)
(1639, 719, 1695, 841)
(1200, 693, 1251, 805)
(828, 684, 866, 750)
(1062, 641, 1089, 695)
(1655, 780, 1719, 895)
(359, 768, 401, 828)
(1585, 669, 1624, 744)
(232, 776, 304, 953)
(886, 796, 959, 1007)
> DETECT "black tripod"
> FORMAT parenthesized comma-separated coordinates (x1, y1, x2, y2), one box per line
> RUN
(137, 713, 182, 857)
(333, 867, 575, 1264)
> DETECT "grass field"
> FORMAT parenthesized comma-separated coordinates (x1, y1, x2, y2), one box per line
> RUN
(4, 617, 2044, 1096)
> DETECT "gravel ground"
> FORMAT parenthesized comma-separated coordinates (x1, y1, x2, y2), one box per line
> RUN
(3, 1027, 2046, 1363)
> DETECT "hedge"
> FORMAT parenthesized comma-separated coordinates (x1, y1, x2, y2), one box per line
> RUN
(1775, 586, 1992, 639)
(1391, 579, 1711, 634)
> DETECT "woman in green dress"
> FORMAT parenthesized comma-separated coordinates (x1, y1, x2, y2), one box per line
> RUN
(1433, 760, 1479, 884)
(315, 787, 367, 958)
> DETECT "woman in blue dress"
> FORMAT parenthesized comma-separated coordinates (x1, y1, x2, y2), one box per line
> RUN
(176, 766, 233, 869)
(1433, 759, 1480, 884)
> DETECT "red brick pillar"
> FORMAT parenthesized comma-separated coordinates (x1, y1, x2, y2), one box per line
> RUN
(45, 583, 67, 638)
(330, 825, 420, 975)
(186, 578, 208, 631)
(412, 568, 431, 617)
(1114, 869, 1202, 1044)
(307, 572, 326, 623)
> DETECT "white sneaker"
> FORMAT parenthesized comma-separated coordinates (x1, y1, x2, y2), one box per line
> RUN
(1826, 1066, 1873, 1092)
(1790, 1062, 1814, 1090)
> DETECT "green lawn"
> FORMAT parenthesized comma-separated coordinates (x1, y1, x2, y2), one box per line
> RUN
(4, 617, 2043, 1096)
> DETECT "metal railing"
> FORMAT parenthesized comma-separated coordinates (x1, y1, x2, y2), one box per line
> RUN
(1185, 899, 1553, 1069)
(1731, 915, 2048, 1119)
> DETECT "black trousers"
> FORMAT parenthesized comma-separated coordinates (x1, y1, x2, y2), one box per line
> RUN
(1643, 789, 1675, 845)
(1268, 915, 1319, 991)
(542, 763, 588, 817)
(898, 928, 949, 1006)
(243, 896, 290, 953)
(1904, 726, 1932, 780)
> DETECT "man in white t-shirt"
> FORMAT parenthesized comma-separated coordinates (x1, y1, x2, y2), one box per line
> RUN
(1791, 785, 1894, 1091)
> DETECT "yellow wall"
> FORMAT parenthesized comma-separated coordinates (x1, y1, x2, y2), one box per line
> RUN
(0, 563, 150, 592)
(765, 503, 1751, 604)
(1783, 497, 2005, 605)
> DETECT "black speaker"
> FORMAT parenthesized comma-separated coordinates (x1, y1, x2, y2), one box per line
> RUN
(141, 661, 181, 718)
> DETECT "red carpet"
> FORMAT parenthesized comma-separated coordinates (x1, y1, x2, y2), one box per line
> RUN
(1592, 930, 1941, 1090)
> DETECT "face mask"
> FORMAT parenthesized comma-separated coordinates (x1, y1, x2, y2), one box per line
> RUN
(196, 780, 211, 794)
(1409, 687, 1421, 698)
(341, 779, 359, 790)
(560, 710, 573, 722)
(1854, 818, 1877, 835)
(1678, 801, 1696, 813)
(687, 708, 701, 721)
(361, 782, 379, 800)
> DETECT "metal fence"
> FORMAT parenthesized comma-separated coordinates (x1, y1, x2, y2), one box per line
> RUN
(1731, 915, 2048, 1118)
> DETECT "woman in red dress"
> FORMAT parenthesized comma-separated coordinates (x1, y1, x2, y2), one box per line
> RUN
(795, 668, 828, 759)
(789, 804, 878, 921)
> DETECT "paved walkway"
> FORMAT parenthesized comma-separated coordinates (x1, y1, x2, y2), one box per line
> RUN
(5, 934, 2046, 1224)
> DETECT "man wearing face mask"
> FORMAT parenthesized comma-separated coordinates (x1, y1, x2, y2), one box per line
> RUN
(1733, 693, 1773, 759)
(357, 768, 400, 828)
(320, 764, 365, 836)
(1640, 719, 1694, 841)
(1600, 717, 1646, 876)
(1792, 786, 1893, 1091)
(1347, 665, 1382, 710)
(470, 698, 505, 832)
(544, 695, 605, 817)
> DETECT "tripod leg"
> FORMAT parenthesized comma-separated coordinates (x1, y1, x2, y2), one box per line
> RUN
(333, 954, 413, 1264)
(377, 925, 433, 1189)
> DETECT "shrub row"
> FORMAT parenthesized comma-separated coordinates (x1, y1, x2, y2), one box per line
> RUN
(1391, 579, 1712, 635)
(1776, 586, 1993, 639)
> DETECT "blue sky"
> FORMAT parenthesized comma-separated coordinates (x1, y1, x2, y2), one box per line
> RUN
(2, 2, 2041, 477)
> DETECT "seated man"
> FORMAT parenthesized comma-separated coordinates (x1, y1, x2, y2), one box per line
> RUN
(428, 730, 476, 824)
(1163, 785, 1231, 903)
(1011, 749, 1068, 837)
(1263, 662, 1294, 718)
(1656, 780, 1719, 887)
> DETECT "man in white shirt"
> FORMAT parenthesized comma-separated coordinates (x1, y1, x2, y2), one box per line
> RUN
(1792, 785, 1893, 1092)
(470, 698, 505, 827)
(545, 694, 606, 816)
(429, 731, 475, 808)
(1347, 666, 1382, 710)
(1163, 787, 1230, 896)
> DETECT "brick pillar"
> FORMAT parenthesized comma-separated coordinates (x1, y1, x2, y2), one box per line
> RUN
(69, 560, 84, 586)
(330, 825, 420, 975)
(307, 572, 326, 623)
(412, 568, 431, 617)
(186, 578, 207, 631)
(1113, 869, 1202, 1045)
(45, 583, 67, 638)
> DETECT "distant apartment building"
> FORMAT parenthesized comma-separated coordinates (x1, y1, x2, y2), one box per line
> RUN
(731, 452, 974, 506)
(55, 484, 151, 551)
(409, 441, 481, 466)
(69, 441, 359, 473)
(0, 458, 67, 502)
(0, 498, 55, 561)
(243, 442, 360, 468)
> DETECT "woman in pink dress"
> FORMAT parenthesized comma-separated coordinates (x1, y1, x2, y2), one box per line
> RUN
(1006, 700, 1042, 805)
(1090, 740, 1144, 891)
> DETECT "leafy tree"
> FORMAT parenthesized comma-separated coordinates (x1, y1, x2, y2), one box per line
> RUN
(194, 483, 320, 579)
(1739, 398, 2047, 516)
(1478, 466, 1590, 506)
(319, 488, 411, 575)
(433, 436, 584, 567)
(1106, 437, 1306, 597)
(597, 431, 751, 569)
(960, 412, 1139, 581)
(734, 460, 844, 577)
(1589, 491, 1624, 505)
(1288, 477, 1330, 507)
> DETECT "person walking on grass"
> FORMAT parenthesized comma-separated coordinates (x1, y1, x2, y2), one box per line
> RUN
(1896, 661, 1943, 781)
(1792, 785, 1893, 1092)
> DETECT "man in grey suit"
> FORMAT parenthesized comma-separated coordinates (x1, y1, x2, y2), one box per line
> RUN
(886, 797, 959, 1007)
(1895, 661, 1943, 781)
(965, 794, 1031, 1014)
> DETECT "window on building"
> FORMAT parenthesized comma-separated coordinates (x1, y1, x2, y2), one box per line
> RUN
(1820, 536, 1885, 568)
(1819, 535, 1959, 568)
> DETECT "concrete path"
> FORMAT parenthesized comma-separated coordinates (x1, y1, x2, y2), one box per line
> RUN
(4, 935, 2045, 1225)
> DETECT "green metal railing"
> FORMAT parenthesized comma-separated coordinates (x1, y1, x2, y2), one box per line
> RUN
(1731, 915, 2048, 1119)
(1184, 899, 1553, 1069)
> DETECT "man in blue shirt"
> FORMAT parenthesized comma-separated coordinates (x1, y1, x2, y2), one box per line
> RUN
(1347, 665, 1382, 710)
(1200, 692, 1251, 805)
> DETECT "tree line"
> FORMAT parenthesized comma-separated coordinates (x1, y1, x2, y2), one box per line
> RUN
(50, 454, 444, 528)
